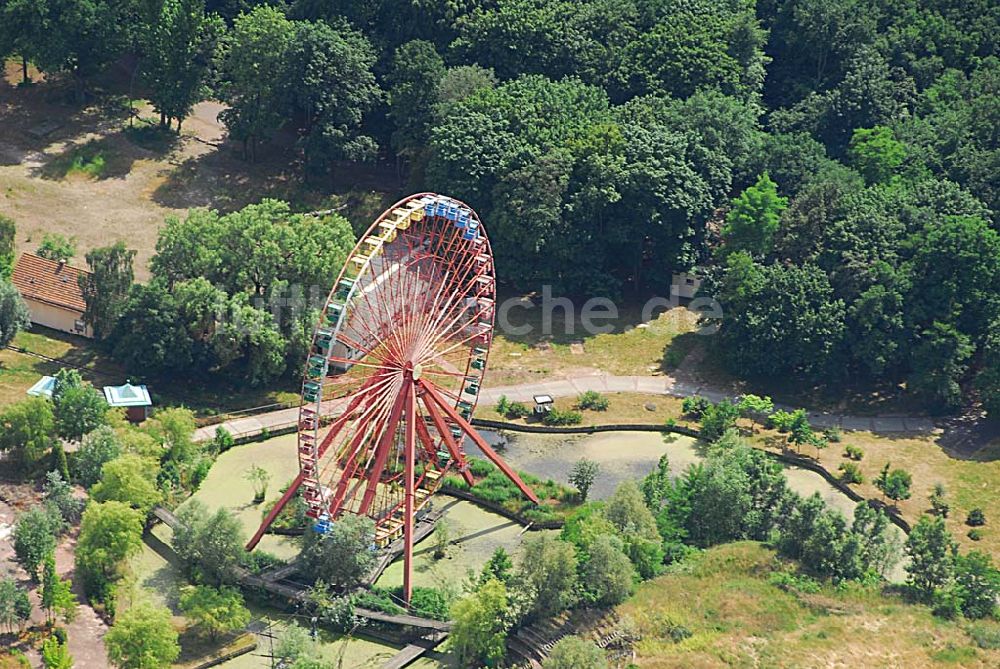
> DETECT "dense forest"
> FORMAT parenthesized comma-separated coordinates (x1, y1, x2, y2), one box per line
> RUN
(1, 0, 998, 411)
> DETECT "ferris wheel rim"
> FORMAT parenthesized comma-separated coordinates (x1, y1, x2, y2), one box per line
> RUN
(295, 192, 498, 531)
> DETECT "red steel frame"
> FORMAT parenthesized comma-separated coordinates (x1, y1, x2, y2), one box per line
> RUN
(246, 194, 538, 606)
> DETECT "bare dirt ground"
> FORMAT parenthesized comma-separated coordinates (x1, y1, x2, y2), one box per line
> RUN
(0, 60, 399, 280)
(0, 482, 109, 668)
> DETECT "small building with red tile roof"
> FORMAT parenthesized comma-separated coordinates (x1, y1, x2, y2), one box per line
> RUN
(11, 253, 93, 338)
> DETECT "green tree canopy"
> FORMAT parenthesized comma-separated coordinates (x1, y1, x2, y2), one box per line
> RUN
(0, 279, 30, 348)
(90, 454, 162, 514)
(720, 172, 788, 257)
(79, 242, 136, 341)
(179, 585, 251, 640)
(105, 603, 181, 669)
(139, 0, 224, 131)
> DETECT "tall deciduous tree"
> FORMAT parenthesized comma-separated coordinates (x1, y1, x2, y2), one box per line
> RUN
(0, 578, 32, 634)
(516, 534, 579, 618)
(388, 40, 445, 158)
(179, 585, 251, 640)
(0, 215, 15, 279)
(905, 514, 957, 601)
(173, 501, 245, 586)
(0, 0, 48, 84)
(0, 279, 30, 348)
(75, 501, 144, 602)
(449, 578, 511, 667)
(32, 0, 132, 102)
(300, 513, 376, 590)
(286, 19, 381, 177)
(218, 6, 296, 161)
(41, 551, 77, 623)
(91, 454, 162, 514)
(139, 0, 224, 131)
(12, 506, 58, 581)
(105, 603, 181, 669)
(80, 242, 136, 341)
(0, 397, 56, 473)
(721, 172, 787, 257)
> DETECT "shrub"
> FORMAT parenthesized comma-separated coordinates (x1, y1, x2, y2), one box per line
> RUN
(213, 427, 235, 453)
(838, 462, 864, 484)
(543, 409, 583, 426)
(968, 529, 983, 541)
(843, 444, 864, 460)
(822, 426, 842, 442)
(407, 587, 451, 621)
(576, 391, 609, 411)
(505, 402, 531, 419)
(496, 395, 530, 419)
(681, 396, 710, 418)
(967, 508, 986, 526)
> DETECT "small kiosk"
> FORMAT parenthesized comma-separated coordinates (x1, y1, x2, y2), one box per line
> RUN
(103, 383, 152, 423)
(533, 394, 554, 415)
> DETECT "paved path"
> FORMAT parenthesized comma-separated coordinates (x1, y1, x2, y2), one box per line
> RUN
(194, 375, 936, 443)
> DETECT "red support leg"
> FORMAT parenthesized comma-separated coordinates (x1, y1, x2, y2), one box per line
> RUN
(419, 379, 540, 504)
(403, 378, 416, 605)
(246, 471, 305, 551)
(246, 379, 381, 551)
(359, 383, 410, 515)
(420, 392, 474, 486)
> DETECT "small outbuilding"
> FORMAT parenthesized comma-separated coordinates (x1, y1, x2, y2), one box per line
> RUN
(671, 272, 702, 300)
(533, 394, 554, 415)
(103, 382, 152, 423)
(11, 253, 93, 338)
(26, 375, 57, 398)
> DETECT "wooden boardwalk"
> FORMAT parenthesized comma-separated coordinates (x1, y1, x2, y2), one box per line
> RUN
(381, 632, 449, 669)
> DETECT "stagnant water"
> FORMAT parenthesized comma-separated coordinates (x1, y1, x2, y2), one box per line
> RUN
(467, 429, 908, 582)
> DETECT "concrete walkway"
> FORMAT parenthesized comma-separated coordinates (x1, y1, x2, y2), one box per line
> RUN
(194, 374, 936, 443)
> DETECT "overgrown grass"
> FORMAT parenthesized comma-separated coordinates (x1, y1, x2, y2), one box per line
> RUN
(619, 542, 999, 667)
(442, 457, 578, 524)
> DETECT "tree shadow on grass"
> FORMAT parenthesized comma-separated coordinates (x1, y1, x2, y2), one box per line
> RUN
(31, 135, 137, 181)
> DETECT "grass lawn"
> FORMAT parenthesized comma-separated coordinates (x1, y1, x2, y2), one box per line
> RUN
(0, 326, 301, 416)
(475, 391, 693, 428)
(0, 328, 121, 405)
(487, 300, 699, 386)
(620, 542, 999, 668)
(777, 429, 1000, 557)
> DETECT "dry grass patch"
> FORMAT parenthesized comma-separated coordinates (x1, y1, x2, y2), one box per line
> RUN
(619, 542, 998, 668)
(487, 302, 699, 386)
(476, 391, 693, 428)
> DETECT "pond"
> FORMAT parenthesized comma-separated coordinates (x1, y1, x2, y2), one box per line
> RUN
(466, 429, 908, 581)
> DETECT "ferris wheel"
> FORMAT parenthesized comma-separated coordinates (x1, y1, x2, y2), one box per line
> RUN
(247, 193, 539, 603)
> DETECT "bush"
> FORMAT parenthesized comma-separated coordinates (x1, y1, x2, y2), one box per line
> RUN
(543, 408, 583, 426)
(496, 396, 530, 419)
(967, 508, 986, 526)
(681, 396, 710, 418)
(354, 587, 404, 615)
(213, 427, 235, 453)
(240, 550, 284, 575)
(576, 391, 609, 411)
(838, 462, 864, 484)
(822, 427, 842, 442)
(506, 402, 531, 419)
(968, 529, 983, 541)
(407, 587, 452, 621)
(843, 444, 864, 460)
